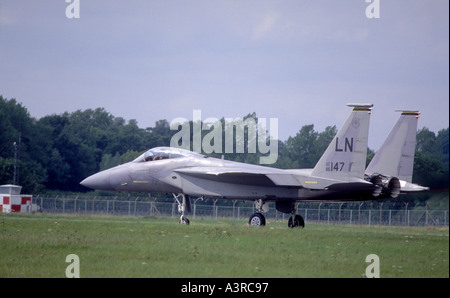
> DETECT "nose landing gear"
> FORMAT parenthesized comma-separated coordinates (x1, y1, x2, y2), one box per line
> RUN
(179, 215, 190, 225)
(173, 193, 192, 225)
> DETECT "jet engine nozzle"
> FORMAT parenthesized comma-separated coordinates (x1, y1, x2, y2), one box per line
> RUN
(386, 177, 400, 198)
(367, 174, 400, 198)
(369, 175, 382, 197)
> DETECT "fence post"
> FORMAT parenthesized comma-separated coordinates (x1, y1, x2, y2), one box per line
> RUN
(213, 199, 218, 219)
(358, 202, 363, 224)
(327, 208, 330, 225)
(172, 203, 175, 218)
(134, 197, 139, 216)
(193, 202, 197, 218)
(404, 202, 409, 226)
(379, 202, 383, 225)
(32, 195, 38, 211)
(150, 201, 153, 217)
(349, 210, 352, 225)
(318, 203, 322, 223)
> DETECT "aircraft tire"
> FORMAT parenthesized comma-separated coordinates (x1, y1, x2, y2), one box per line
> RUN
(248, 213, 266, 226)
(288, 215, 305, 228)
(180, 215, 190, 225)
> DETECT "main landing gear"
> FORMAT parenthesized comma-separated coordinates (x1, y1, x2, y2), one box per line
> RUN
(173, 195, 305, 228)
(248, 199, 305, 228)
(286, 203, 305, 228)
(248, 199, 268, 226)
(288, 214, 305, 228)
(249, 212, 266, 226)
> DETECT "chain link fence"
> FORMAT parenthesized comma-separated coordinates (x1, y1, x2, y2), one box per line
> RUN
(30, 195, 448, 227)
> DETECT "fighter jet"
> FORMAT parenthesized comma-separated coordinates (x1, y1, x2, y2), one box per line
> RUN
(365, 110, 429, 197)
(80, 103, 425, 228)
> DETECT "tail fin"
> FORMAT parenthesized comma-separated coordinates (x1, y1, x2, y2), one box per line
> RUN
(366, 110, 419, 183)
(312, 103, 373, 181)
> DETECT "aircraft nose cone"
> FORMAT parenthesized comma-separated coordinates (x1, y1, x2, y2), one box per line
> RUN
(80, 170, 112, 190)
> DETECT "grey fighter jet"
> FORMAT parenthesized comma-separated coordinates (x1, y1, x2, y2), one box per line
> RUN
(80, 104, 426, 228)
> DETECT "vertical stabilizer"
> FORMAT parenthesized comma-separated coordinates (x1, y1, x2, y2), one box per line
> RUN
(366, 110, 419, 183)
(312, 104, 373, 181)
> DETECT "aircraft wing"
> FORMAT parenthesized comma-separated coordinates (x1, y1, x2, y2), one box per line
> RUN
(174, 167, 301, 187)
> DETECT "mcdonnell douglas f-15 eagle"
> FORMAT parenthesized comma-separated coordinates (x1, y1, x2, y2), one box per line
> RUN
(80, 104, 428, 228)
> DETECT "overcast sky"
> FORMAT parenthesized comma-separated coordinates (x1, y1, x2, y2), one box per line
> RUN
(1, 0, 448, 150)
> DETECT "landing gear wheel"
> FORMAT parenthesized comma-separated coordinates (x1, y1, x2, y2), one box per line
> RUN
(249, 213, 266, 226)
(173, 193, 191, 225)
(179, 215, 190, 225)
(288, 214, 305, 228)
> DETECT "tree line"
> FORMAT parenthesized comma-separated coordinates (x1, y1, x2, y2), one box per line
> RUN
(1, 96, 448, 197)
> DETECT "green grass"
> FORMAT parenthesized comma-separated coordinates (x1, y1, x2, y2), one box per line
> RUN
(0, 213, 448, 278)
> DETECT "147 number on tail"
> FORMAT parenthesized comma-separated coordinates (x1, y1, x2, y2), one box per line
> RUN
(326, 162, 345, 172)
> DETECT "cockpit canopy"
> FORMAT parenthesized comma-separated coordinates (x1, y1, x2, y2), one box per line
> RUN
(133, 147, 203, 163)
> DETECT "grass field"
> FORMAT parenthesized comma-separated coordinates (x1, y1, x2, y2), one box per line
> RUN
(0, 213, 448, 278)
